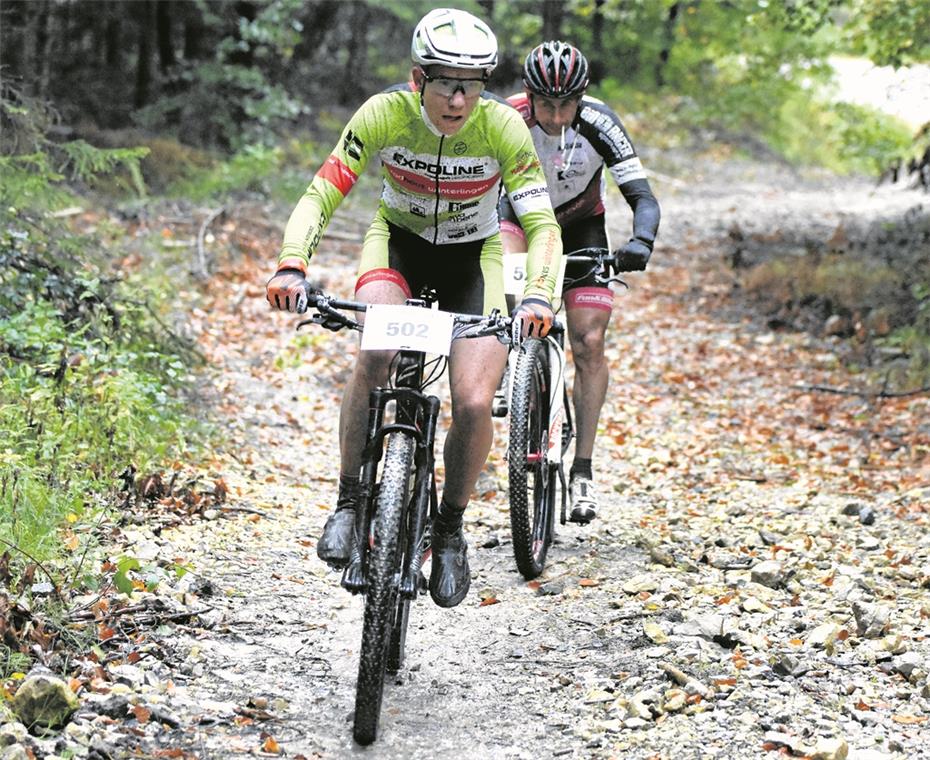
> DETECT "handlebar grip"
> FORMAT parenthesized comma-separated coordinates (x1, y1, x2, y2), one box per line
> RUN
(301, 280, 321, 309)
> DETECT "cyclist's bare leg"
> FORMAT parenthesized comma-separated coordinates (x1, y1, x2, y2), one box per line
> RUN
(442, 334, 509, 505)
(318, 279, 407, 567)
(337, 279, 408, 477)
(429, 333, 507, 607)
(566, 305, 611, 461)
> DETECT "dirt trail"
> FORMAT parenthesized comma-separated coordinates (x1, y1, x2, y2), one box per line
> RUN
(94, 162, 930, 759)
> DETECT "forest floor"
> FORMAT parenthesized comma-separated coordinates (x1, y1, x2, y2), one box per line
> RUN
(8, 153, 930, 760)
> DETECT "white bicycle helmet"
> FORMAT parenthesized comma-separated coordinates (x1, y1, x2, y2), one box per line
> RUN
(411, 8, 498, 75)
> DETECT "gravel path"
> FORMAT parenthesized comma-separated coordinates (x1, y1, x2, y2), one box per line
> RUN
(13, 160, 929, 760)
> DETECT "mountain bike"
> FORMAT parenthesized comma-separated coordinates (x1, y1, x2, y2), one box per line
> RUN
(501, 246, 628, 579)
(297, 288, 511, 745)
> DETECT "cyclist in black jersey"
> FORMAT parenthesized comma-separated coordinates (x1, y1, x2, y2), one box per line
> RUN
(499, 41, 661, 524)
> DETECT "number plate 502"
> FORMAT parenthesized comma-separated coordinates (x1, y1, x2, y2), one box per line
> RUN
(360, 304, 454, 355)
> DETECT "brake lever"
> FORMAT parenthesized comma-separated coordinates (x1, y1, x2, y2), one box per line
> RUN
(596, 274, 629, 289)
(296, 303, 361, 332)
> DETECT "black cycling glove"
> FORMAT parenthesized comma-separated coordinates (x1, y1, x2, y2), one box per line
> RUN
(614, 238, 653, 272)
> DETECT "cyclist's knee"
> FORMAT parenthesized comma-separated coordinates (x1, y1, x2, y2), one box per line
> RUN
(450, 390, 494, 424)
(570, 328, 606, 363)
(354, 350, 393, 381)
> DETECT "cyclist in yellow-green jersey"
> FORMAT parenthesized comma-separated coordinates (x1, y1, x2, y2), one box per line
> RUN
(266, 8, 563, 608)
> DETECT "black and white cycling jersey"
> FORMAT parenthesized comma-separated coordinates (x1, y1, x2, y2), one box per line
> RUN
(500, 92, 660, 245)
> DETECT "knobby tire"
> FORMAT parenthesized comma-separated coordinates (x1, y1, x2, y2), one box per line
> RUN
(353, 432, 414, 745)
(508, 338, 555, 580)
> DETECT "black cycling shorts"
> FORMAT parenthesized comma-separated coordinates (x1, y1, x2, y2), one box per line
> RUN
(357, 216, 506, 316)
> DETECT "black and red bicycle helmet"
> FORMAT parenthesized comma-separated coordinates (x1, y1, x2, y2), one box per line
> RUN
(522, 41, 589, 98)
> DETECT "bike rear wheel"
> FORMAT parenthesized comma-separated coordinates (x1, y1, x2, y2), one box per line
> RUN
(508, 338, 557, 580)
(353, 432, 414, 745)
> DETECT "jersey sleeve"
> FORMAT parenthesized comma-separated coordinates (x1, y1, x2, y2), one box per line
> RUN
(496, 106, 563, 303)
(580, 100, 660, 247)
(277, 95, 386, 271)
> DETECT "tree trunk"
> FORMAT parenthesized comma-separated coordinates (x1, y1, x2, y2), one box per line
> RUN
(134, 1, 153, 108)
(341, 2, 369, 105)
(542, 0, 564, 41)
(19, 0, 44, 96)
(590, 0, 606, 84)
(105, 1, 120, 68)
(656, 2, 681, 88)
(38, 0, 55, 99)
(156, 0, 177, 74)
(182, 0, 205, 61)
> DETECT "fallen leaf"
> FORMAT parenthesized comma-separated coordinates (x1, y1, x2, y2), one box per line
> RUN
(892, 714, 927, 724)
(262, 735, 281, 754)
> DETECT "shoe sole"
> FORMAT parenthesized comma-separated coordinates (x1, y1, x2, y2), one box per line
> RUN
(429, 574, 470, 608)
(569, 509, 596, 525)
(317, 552, 351, 569)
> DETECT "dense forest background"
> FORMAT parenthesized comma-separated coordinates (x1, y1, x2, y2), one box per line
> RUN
(3, 0, 929, 169)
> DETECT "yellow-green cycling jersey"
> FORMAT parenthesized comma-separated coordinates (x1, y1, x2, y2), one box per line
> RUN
(278, 83, 562, 304)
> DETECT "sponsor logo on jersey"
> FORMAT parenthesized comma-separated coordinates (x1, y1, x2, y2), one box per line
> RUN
(448, 199, 480, 212)
(609, 158, 647, 184)
(410, 204, 427, 217)
(448, 211, 478, 223)
(510, 185, 549, 202)
(453, 141, 468, 155)
(447, 225, 479, 239)
(392, 153, 486, 176)
(317, 156, 359, 196)
(510, 149, 540, 176)
(343, 130, 364, 161)
(510, 183, 552, 217)
(302, 212, 327, 254)
(580, 106, 634, 159)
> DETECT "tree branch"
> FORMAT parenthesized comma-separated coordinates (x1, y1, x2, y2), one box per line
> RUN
(793, 383, 930, 399)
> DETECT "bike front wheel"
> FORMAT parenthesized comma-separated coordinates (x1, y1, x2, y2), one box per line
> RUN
(508, 338, 557, 580)
(353, 432, 414, 745)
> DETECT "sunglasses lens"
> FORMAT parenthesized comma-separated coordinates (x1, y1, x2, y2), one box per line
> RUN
(432, 77, 484, 97)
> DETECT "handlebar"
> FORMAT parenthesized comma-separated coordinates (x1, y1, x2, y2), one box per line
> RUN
(295, 287, 563, 344)
(563, 246, 630, 289)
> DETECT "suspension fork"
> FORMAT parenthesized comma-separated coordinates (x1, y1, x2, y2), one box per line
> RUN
(400, 394, 440, 598)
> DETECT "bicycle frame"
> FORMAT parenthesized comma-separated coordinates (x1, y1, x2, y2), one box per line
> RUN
(344, 332, 440, 603)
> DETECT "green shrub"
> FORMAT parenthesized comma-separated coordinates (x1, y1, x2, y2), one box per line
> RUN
(0, 86, 202, 574)
(0, 214, 198, 564)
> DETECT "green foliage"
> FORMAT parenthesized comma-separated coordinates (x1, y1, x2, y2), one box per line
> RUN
(0, 644, 31, 680)
(844, 0, 930, 67)
(0, 216, 198, 563)
(167, 138, 329, 202)
(134, 0, 307, 150)
(0, 86, 149, 209)
(824, 102, 913, 173)
(0, 93, 201, 571)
